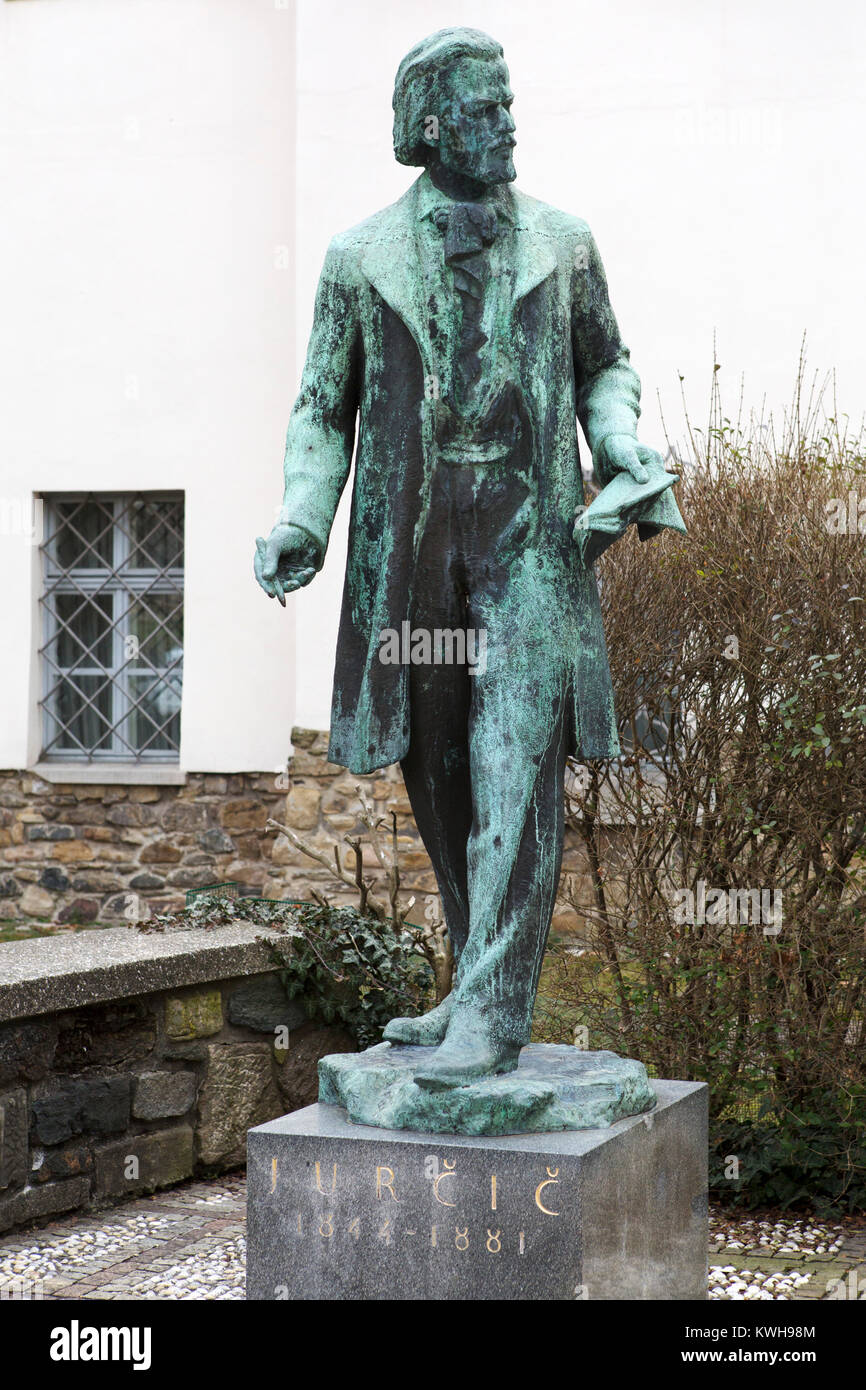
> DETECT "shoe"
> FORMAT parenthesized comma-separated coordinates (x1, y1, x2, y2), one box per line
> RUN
(413, 1030, 520, 1089)
(383, 993, 453, 1046)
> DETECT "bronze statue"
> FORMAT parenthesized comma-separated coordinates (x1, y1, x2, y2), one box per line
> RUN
(255, 28, 684, 1111)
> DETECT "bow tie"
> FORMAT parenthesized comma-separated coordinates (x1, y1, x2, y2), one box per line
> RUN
(432, 202, 499, 263)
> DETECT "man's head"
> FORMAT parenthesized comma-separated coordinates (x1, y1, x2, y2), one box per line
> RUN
(393, 28, 516, 187)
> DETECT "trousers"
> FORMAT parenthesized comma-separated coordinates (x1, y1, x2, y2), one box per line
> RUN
(400, 454, 573, 1053)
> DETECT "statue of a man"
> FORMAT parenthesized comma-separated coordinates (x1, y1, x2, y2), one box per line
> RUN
(255, 28, 680, 1090)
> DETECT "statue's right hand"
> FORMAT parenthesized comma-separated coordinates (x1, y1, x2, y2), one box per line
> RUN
(254, 523, 319, 606)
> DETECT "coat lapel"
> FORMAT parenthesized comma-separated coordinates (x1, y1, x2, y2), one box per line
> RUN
(360, 181, 431, 368)
(509, 188, 558, 309)
(360, 180, 558, 364)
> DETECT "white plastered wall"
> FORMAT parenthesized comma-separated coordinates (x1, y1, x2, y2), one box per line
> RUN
(0, 0, 297, 774)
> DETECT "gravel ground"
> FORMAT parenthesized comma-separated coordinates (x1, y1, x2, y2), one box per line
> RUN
(708, 1210, 866, 1300)
(0, 1176, 863, 1300)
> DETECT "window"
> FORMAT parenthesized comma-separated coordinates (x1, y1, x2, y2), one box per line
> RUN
(39, 493, 184, 762)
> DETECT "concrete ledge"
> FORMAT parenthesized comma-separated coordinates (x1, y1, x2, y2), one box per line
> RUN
(28, 764, 189, 786)
(0, 925, 288, 1024)
(0, 923, 349, 1239)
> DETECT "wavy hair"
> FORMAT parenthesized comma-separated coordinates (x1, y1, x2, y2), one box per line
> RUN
(392, 28, 504, 168)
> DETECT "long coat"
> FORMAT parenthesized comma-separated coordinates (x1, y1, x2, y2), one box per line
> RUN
(281, 172, 643, 774)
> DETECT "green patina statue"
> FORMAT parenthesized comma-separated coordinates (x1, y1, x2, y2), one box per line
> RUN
(255, 28, 684, 1130)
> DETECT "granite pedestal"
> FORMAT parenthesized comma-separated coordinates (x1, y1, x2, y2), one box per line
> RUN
(246, 1079, 708, 1300)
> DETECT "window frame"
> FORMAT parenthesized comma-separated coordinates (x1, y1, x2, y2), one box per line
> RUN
(39, 491, 185, 765)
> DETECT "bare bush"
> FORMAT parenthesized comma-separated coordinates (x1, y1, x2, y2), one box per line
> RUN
(551, 355, 866, 1209)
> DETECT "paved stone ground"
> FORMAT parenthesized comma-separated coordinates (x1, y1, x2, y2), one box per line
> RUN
(0, 1174, 863, 1299)
(0, 1173, 246, 1301)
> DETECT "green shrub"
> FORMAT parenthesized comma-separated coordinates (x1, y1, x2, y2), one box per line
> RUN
(145, 896, 432, 1050)
(271, 901, 432, 1048)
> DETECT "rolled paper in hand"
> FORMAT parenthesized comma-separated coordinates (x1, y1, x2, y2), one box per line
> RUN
(575, 456, 687, 566)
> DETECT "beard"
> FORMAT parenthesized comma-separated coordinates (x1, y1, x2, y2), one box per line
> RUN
(447, 143, 516, 187)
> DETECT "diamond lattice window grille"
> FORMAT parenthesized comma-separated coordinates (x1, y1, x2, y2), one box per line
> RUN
(39, 493, 184, 762)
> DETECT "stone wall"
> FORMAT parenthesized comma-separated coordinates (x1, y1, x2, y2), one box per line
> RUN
(272, 729, 438, 915)
(274, 728, 590, 936)
(0, 725, 591, 934)
(0, 925, 353, 1235)
(0, 771, 288, 926)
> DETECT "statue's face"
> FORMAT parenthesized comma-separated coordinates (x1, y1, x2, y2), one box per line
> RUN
(433, 56, 516, 186)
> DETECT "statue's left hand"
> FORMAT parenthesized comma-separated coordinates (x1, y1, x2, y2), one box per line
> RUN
(598, 436, 663, 486)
